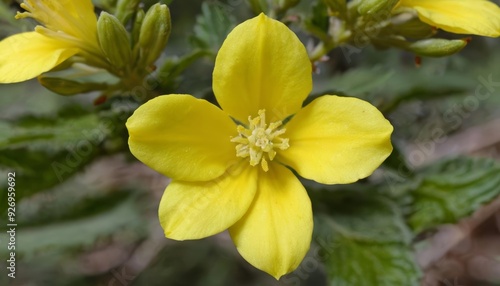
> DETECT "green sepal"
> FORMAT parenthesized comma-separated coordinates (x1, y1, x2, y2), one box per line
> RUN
(38, 76, 108, 96)
(408, 38, 468, 57)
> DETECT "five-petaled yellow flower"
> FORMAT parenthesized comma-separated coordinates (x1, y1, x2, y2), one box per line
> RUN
(396, 0, 500, 37)
(0, 0, 103, 83)
(126, 14, 393, 279)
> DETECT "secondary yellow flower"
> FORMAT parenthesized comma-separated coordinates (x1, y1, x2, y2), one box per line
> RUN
(0, 0, 103, 83)
(396, 0, 500, 37)
(126, 14, 393, 279)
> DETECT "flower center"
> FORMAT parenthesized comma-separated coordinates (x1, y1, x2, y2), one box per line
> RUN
(231, 109, 290, 172)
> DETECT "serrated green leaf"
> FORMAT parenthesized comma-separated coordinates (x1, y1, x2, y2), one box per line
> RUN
(190, 2, 236, 54)
(0, 197, 145, 256)
(0, 149, 96, 205)
(325, 238, 419, 286)
(0, 109, 118, 201)
(313, 190, 420, 286)
(407, 157, 500, 233)
(315, 65, 474, 113)
(0, 112, 102, 150)
(17, 178, 132, 227)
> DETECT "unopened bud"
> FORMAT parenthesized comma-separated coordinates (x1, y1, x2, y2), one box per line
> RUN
(392, 17, 435, 39)
(131, 9, 145, 46)
(97, 12, 133, 69)
(356, 0, 398, 15)
(38, 76, 107, 96)
(115, 0, 141, 24)
(139, 4, 171, 67)
(409, 38, 468, 57)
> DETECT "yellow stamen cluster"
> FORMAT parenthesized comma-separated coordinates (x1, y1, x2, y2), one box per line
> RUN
(231, 109, 290, 172)
(15, 0, 100, 53)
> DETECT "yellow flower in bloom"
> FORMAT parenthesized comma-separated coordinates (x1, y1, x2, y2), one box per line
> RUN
(126, 14, 393, 279)
(0, 0, 103, 83)
(396, 0, 500, 37)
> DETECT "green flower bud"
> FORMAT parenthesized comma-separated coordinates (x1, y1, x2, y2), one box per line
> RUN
(115, 0, 141, 24)
(392, 17, 435, 39)
(131, 9, 145, 46)
(139, 4, 171, 67)
(408, 38, 468, 57)
(356, 0, 398, 15)
(38, 76, 108, 96)
(97, 12, 133, 69)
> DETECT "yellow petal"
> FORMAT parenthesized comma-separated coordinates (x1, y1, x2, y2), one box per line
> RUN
(126, 94, 238, 181)
(229, 163, 313, 279)
(159, 162, 257, 240)
(64, 0, 98, 30)
(0, 32, 78, 83)
(213, 13, 312, 123)
(397, 0, 500, 37)
(278, 96, 393, 184)
(17, 0, 98, 44)
(63, 0, 98, 43)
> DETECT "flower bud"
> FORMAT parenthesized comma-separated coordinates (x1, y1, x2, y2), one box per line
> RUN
(408, 38, 468, 57)
(356, 0, 398, 15)
(392, 17, 435, 39)
(139, 4, 171, 67)
(97, 12, 133, 69)
(115, 0, 141, 24)
(38, 76, 107, 96)
(131, 9, 145, 46)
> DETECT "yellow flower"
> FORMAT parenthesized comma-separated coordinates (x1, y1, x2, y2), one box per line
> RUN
(0, 0, 103, 83)
(126, 14, 393, 279)
(396, 0, 500, 37)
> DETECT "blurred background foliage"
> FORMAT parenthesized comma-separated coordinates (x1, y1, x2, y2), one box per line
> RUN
(1, 0, 500, 285)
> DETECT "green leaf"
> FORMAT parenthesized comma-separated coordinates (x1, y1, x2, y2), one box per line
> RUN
(407, 157, 500, 233)
(16, 178, 133, 227)
(0, 110, 102, 150)
(190, 2, 236, 55)
(314, 65, 474, 113)
(0, 108, 117, 201)
(312, 190, 420, 286)
(156, 49, 212, 92)
(0, 196, 145, 256)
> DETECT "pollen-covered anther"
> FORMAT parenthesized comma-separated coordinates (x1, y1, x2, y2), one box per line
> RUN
(231, 109, 290, 172)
